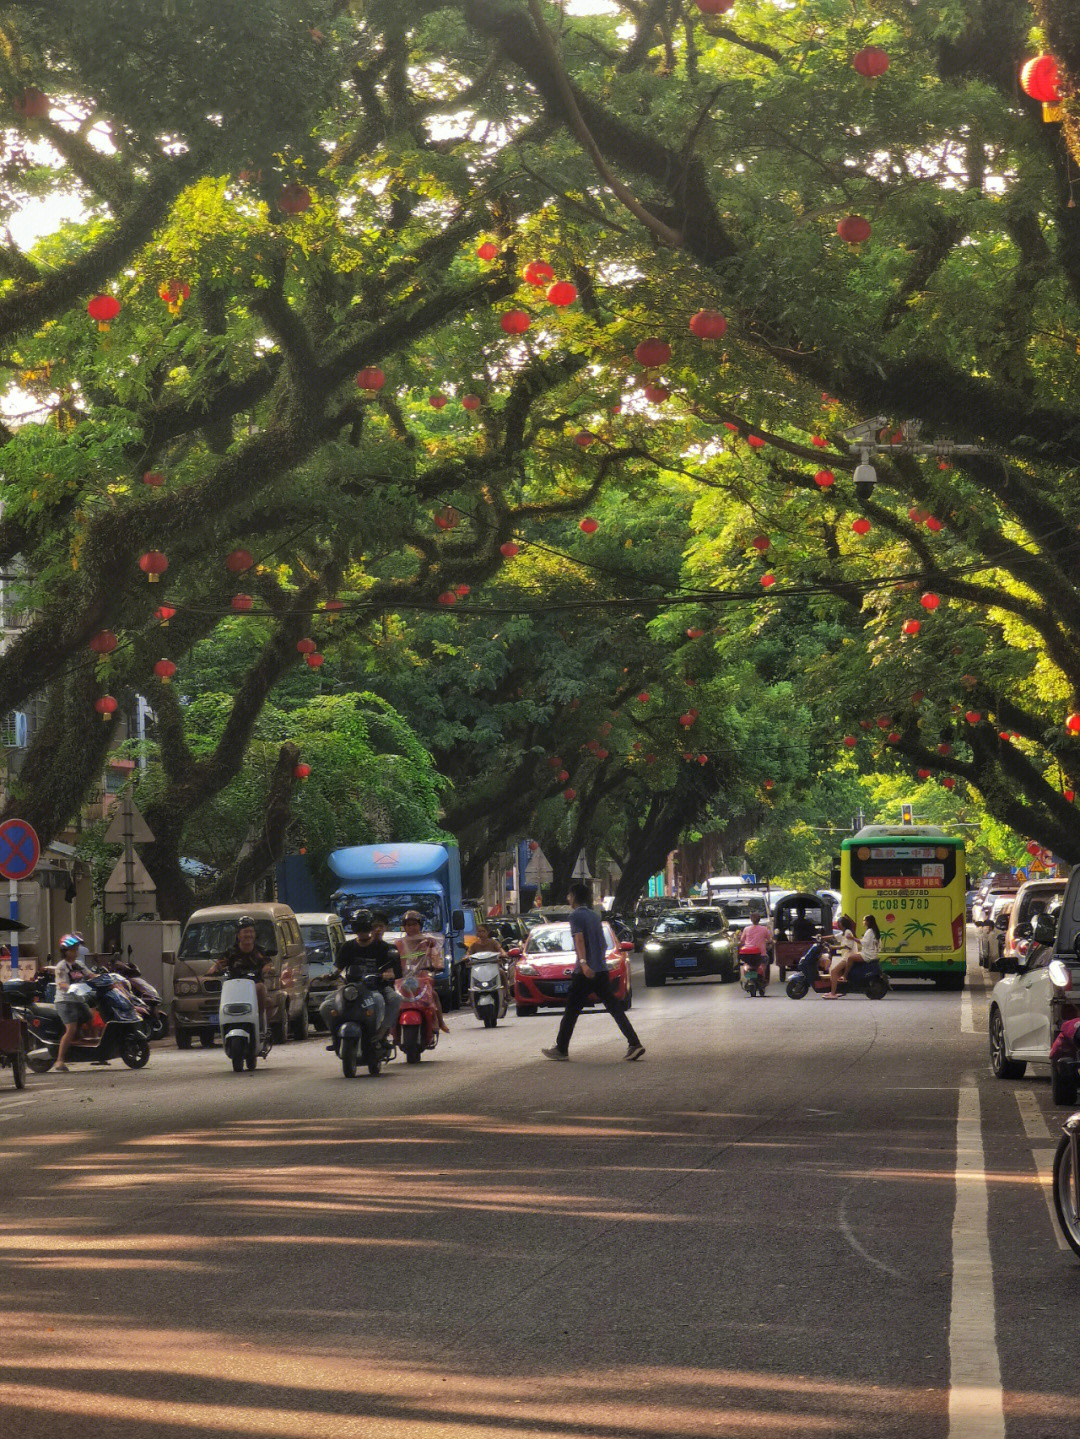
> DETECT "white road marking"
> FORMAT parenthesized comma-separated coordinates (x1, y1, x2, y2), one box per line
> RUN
(947, 1080, 1005, 1439)
(960, 983, 975, 1034)
(1031, 1144, 1070, 1252)
(1014, 1088, 1052, 1141)
(837, 1189, 905, 1280)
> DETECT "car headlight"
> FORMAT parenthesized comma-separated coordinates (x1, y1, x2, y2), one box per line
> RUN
(515, 961, 536, 975)
(710, 940, 729, 952)
(644, 943, 662, 954)
(174, 979, 198, 995)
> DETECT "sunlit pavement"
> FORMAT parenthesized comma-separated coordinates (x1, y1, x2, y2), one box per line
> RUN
(1, 934, 1076, 1439)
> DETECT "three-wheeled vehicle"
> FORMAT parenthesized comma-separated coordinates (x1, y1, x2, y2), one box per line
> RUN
(771, 892, 835, 984)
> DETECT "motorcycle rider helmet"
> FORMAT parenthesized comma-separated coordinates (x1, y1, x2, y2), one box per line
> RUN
(352, 910, 375, 933)
(59, 932, 81, 951)
(402, 910, 423, 926)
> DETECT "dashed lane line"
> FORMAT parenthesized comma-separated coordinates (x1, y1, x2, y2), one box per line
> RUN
(947, 1079, 1005, 1439)
(1015, 1089, 1069, 1251)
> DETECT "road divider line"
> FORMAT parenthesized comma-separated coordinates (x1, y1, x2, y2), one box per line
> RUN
(1030, 1144, 1070, 1251)
(947, 1081, 1005, 1439)
(1014, 1089, 1052, 1141)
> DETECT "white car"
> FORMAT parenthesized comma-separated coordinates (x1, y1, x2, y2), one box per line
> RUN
(989, 928, 1080, 1104)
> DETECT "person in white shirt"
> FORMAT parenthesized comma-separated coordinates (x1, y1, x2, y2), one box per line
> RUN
(825, 914, 860, 999)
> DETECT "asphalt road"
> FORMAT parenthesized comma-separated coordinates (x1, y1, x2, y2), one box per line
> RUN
(1, 935, 1076, 1439)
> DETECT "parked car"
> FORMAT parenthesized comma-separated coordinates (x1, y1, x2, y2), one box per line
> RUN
(965, 889, 979, 922)
(172, 902, 310, 1047)
(990, 907, 1080, 1104)
(973, 871, 1019, 926)
(715, 891, 771, 935)
(1001, 879, 1068, 967)
(511, 921, 632, 1016)
(296, 911, 347, 1029)
(481, 917, 530, 952)
(642, 908, 736, 986)
(977, 894, 1016, 968)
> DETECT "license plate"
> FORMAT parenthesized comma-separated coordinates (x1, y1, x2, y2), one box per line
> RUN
(674, 957, 697, 968)
(553, 982, 570, 994)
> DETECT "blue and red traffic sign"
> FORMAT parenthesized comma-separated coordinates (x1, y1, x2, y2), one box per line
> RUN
(0, 820, 39, 881)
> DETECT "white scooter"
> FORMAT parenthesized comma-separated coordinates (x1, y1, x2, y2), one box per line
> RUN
(469, 950, 508, 1028)
(219, 975, 269, 1071)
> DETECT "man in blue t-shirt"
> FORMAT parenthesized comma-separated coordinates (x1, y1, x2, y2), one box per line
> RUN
(542, 881, 645, 1061)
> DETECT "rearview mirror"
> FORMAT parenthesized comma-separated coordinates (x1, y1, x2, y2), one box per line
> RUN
(507, 947, 522, 958)
(620, 940, 634, 951)
(452, 909, 465, 932)
(1033, 912, 1057, 946)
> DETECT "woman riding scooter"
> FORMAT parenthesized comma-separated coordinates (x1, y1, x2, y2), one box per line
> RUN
(395, 911, 450, 1033)
(739, 908, 774, 995)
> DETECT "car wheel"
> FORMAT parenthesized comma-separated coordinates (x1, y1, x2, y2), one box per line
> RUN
(514, 1002, 537, 1017)
(290, 1005, 310, 1041)
(643, 965, 665, 988)
(176, 1029, 193, 1050)
(1052, 1059, 1079, 1107)
(273, 1001, 289, 1045)
(989, 1007, 1026, 1079)
(1052, 1132, 1080, 1259)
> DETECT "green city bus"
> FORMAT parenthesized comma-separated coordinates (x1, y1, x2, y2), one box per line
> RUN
(839, 825, 967, 990)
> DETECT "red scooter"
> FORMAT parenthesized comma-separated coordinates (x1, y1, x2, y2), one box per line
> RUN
(394, 972, 439, 1063)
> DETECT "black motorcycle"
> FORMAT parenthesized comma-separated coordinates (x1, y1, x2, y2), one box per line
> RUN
(20, 971, 150, 1072)
(333, 968, 395, 1078)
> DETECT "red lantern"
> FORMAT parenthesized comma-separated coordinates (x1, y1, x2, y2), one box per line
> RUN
(679, 712, 696, 727)
(155, 606, 176, 625)
(811, 435, 827, 448)
(13, 87, 49, 120)
(851, 517, 871, 536)
(549, 756, 563, 768)
(142, 471, 165, 488)
(686, 628, 705, 639)
(462, 394, 482, 411)
(902, 619, 921, 636)
(226, 549, 254, 573)
(643, 383, 669, 403)
(999, 732, 1011, 742)
(1067, 790, 1076, 803)
(637, 692, 650, 704)
(154, 658, 177, 684)
(917, 768, 931, 780)
(231, 594, 253, 612)
(355, 367, 385, 392)
(1067, 713, 1080, 734)
(911, 690, 925, 705)
(1020, 55, 1061, 104)
(723, 422, 739, 433)
(547, 281, 577, 306)
(937, 742, 952, 756)
(747, 434, 766, 449)
(764, 779, 774, 790)
(596, 748, 609, 760)
(429, 394, 448, 409)
(437, 590, 457, 606)
(476, 241, 499, 261)
(323, 598, 344, 619)
(95, 695, 118, 720)
(942, 776, 956, 790)
(837, 215, 872, 245)
(500, 541, 520, 557)
(455, 584, 470, 597)
(760, 573, 776, 588)
(751, 535, 770, 553)
(294, 762, 312, 781)
(814, 470, 835, 489)
(523, 261, 555, 287)
(277, 184, 311, 215)
(645, 754, 657, 764)
(574, 431, 596, 448)
(579, 516, 599, 534)
(557, 770, 570, 783)
(435, 505, 460, 530)
(634, 338, 671, 368)
(920, 593, 940, 610)
(689, 310, 727, 340)
(500, 310, 530, 335)
(843, 735, 858, 749)
(563, 788, 577, 801)
(887, 731, 901, 744)
(87, 294, 121, 331)
(158, 279, 190, 312)
(694, 0, 734, 11)
(89, 630, 117, 655)
(297, 638, 316, 655)
(925, 516, 943, 533)
(965, 710, 982, 725)
(305, 652, 324, 668)
(853, 47, 890, 78)
(698, 753, 708, 765)
(139, 550, 168, 582)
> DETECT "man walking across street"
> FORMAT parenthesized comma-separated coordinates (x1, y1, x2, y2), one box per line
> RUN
(543, 881, 645, 1061)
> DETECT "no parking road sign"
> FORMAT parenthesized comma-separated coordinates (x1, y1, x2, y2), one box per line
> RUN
(0, 819, 39, 881)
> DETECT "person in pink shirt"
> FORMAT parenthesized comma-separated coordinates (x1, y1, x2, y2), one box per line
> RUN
(738, 909, 773, 992)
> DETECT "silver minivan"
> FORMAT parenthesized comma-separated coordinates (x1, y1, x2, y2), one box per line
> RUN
(296, 911, 347, 1028)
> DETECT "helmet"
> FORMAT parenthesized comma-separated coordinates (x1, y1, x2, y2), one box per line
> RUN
(352, 910, 375, 933)
(402, 910, 423, 925)
(59, 933, 81, 951)
(236, 916, 257, 931)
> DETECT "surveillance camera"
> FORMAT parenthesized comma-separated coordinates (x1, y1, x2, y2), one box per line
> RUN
(853, 461, 876, 501)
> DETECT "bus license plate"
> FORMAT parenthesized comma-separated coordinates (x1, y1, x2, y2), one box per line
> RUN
(675, 957, 697, 968)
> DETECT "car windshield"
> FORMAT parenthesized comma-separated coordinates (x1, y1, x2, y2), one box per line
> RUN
(526, 923, 615, 954)
(654, 911, 727, 934)
(637, 899, 677, 917)
(335, 893, 443, 931)
(718, 900, 762, 924)
(300, 924, 331, 950)
(179, 919, 278, 958)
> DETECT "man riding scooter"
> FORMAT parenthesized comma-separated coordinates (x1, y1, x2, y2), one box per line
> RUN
(321, 910, 402, 1052)
(207, 918, 274, 1056)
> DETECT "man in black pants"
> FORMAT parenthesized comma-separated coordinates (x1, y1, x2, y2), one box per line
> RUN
(543, 881, 645, 1062)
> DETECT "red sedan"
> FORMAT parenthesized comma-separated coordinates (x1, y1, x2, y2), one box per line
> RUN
(511, 921, 633, 1017)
